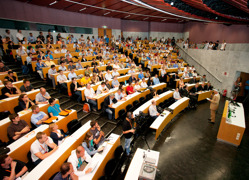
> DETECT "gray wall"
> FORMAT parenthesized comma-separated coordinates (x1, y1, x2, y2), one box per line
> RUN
(178, 45, 249, 96)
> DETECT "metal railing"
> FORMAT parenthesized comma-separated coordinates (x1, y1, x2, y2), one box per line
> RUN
(177, 44, 222, 90)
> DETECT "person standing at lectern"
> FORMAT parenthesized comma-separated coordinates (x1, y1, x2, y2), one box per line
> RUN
(208, 89, 220, 124)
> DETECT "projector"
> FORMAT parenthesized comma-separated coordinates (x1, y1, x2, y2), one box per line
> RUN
(138, 156, 157, 180)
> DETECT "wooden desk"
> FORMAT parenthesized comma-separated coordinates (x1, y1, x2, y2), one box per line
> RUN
(0, 89, 39, 113)
(150, 97, 189, 140)
(22, 121, 84, 180)
(0, 81, 23, 95)
(7, 110, 77, 163)
(112, 83, 167, 119)
(0, 99, 59, 142)
(197, 91, 213, 101)
(217, 101, 245, 146)
(133, 90, 173, 116)
(175, 76, 201, 88)
(0, 72, 18, 82)
(125, 148, 160, 180)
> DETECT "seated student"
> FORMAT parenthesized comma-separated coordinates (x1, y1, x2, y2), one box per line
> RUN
(91, 73, 99, 84)
(189, 76, 199, 84)
(138, 70, 144, 80)
(68, 68, 77, 81)
(84, 84, 97, 111)
(49, 123, 65, 146)
(200, 75, 207, 82)
(112, 76, 120, 88)
(199, 83, 206, 91)
(81, 74, 91, 86)
(59, 61, 67, 71)
(113, 62, 120, 69)
(67, 146, 92, 176)
(173, 88, 182, 101)
(122, 89, 127, 98)
(54, 47, 60, 54)
(53, 162, 78, 180)
(147, 76, 154, 87)
(182, 71, 189, 79)
(105, 70, 113, 81)
(114, 88, 125, 101)
(92, 65, 99, 74)
(91, 58, 98, 67)
(30, 132, 58, 165)
(76, 60, 83, 70)
(36, 87, 51, 104)
(98, 71, 105, 81)
(128, 67, 135, 74)
(126, 81, 135, 95)
(90, 120, 105, 147)
(18, 94, 35, 111)
(7, 113, 30, 141)
(36, 58, 47, 80)
(206, 82, 213, 91)
(70, 77, 82, 103)
(84, 65, 92, 76)
(68, 61, 76, 71)
(180, 85, 190, 97)
(48, 65, 57, 89)
(129, 73, 137, 83)
(31, 105, 49, 127)
(20, 79, 34, 93)
(149, 100, 160, 120)
(144, 70, 151, 78)
(44, 56, 55, 67)
(103, 93, 117, 120)
(106, 62, 113, 71)
(153, 74, 160, 85)
(134, 80, 141, 91)
(191, 83, 200, 94)
(57, 70, 68, 92)
(96, 82, 109, 95)
(82, 131, 102, 156)
(112, 68, 120, 77)
(1, 81, 21, 99)
(0, 154, 28, 180)
(105, 80, 112, 90)
(48, 98, 62, 117)
(151, 89, 159, 98)
(141, 78, 148, 88)
(0, 61, 10, 73)
(4, 71, 17, 82)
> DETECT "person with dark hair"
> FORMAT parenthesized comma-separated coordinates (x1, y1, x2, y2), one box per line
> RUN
(18, 93, 35, 111)
(70, 77, 82, 103)
(96, 82, 109, 95)
(16, 29, 24, 42)
(30, 132, 58, 165)
(36, 58, 47, 80)
(48, 65, 57, 89)
(57, 70, 68, 92)
(7, 113, 30, 141)
(48, 98, 62, 117)
(1, 81, 21, 99)
(82, 131, 103, 156)
(103, 93, 117, 120)
(4, 71, 17, 82)
(68, 61, 76, 71)
(0, 61, 10, 73)
(0, 154, 28, 180)
(37, 31, 45, 43)
(126, 81, 135, 95)
(53, 162, 78, 180)
(90, 120, 105, 148)
(84, 65, 92, 76)
(122, 112, 135, 156)
(128, 73, 137, 83)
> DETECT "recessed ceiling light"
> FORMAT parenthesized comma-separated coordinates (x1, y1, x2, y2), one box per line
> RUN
(170, 2, 174, 6)
(104, 12, 110, 15)
(49, 1, 57, 6)
(79, 7, 86, 11)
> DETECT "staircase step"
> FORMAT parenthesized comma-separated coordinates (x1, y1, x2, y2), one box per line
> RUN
(60, 100, 76, 109)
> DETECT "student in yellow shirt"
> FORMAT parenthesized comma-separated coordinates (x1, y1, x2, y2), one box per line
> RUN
(81, 74, 92, 86)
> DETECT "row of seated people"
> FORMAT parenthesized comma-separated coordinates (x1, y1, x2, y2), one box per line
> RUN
(1, 119, 107, 179)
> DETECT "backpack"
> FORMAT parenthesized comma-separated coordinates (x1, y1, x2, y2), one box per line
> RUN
(22, 65, 29, 75)
(83, 103, 91, 113)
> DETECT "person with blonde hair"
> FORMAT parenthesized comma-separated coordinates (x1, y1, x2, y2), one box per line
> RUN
(49, 123, 65, 145)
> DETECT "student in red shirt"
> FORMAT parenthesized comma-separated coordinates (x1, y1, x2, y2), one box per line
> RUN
(126, 82, 135, 95)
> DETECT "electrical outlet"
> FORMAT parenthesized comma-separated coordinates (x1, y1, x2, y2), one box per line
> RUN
(236, 133, 240, 140)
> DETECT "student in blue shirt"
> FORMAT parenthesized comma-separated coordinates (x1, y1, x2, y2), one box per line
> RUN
(138, 70, 144, 80)
(48, 98, 62, 117)
(45, 50, 54, 60)
(153, 74, 160, 85)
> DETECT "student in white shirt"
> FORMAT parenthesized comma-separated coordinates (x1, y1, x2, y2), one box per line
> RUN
(57, 70, 68, 90)
(96, 82, 109, 95)
(149, 100, 159, 120)
(105, 70, 113, 81)
(68, 68, 77, 81)
(141, 78, 148, 88)
(61, 46, 67, 53)
(30, 132, 58, 165)
(67, 146, 92, 176)
(84, 83, 97, 111)
(48, 65, 57, 89)
(54, 47, 60, 54)
(112, 68, 120, 77)
(115, 89, 125, 101)
(134, 81, 141, 91)
(173, 88, 182, 101)
(113, 62, 120, 69)
(59, 62, 67, 71)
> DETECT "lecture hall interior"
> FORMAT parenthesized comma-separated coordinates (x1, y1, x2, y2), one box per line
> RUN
(0, 0, 249, 180)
